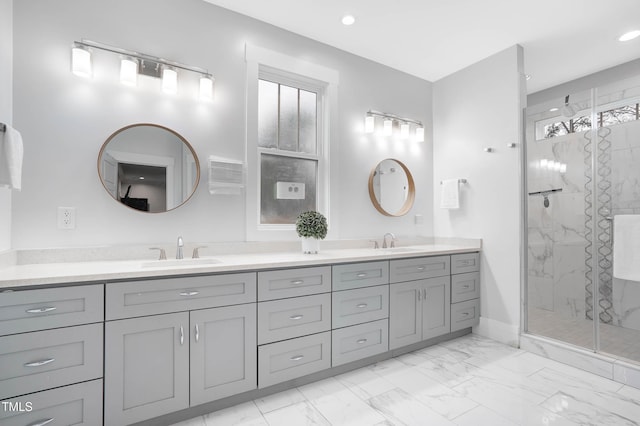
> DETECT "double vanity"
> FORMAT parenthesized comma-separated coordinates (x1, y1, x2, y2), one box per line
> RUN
(0, 241, 481, 426)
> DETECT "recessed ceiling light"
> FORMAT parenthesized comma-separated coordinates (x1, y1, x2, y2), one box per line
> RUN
(619, 30, 640, 42)
(139, 176, 145, 180)
(342, 14, 355, 26)
(549, 107, 559, 112)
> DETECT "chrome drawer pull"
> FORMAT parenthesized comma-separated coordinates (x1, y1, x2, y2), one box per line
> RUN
(179, 291, 199, 297)
(289, 314, 304, 320)
(28, 418, 54, 426)
(417, 266, 425, 271)
(180, 326, 184, 345)
(291, 280, 304, 285)
(356, 303, 368, 309)
(26, 306, 57, 314)
(462, 285, 470, 289)
(290, 355, 304, 361)
(356, 273, 367, 278)
(195, 324, 200, 343)
(357, 338, 368, 344)
(24, 358, 55, 367)
(462, 312, 470, 316)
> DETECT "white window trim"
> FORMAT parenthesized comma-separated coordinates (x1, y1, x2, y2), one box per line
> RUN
(245, 44, 339, 241)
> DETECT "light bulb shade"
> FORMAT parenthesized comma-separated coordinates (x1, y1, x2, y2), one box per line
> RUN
(162, 67, 178, 94)
(71, 46, 92, 78)
(364, 115, 375, 133)
(199, 76, 214, 100)
(383, 119, 393, 136)
(120, 58, 138, 86)
(400, 123, 410, 138)
(415, 126, 425, 142)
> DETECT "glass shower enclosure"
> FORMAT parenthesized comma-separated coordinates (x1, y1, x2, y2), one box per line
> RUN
(524, 75, 640, 363)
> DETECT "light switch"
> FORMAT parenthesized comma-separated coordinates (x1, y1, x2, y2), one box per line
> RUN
(276, 182, 305, 200)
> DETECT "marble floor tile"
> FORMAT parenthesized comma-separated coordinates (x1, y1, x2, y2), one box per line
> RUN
(262, 401, 330, 426)
(254, 388, 307, 414)
(367, 388, 454, 425)
(298, 377, 387, 425)
(168, 334, 640, 426)
(203, 401, 268, 426)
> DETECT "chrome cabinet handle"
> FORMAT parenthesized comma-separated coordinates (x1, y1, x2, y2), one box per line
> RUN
(289, 314, 304, 320)
(291, 280, 304, 285)
(24, 358, 55, 367)
(290, 355, 304, 361)
(462, 284, 470, 289)
(195, 324, 200, 343)
(179, 291, 199, 297)
(28, 418, 54, 426)
(356, 273, 367, 278)
(356, 303, 368, 308)
(180, 326, 184, 345)
(462, 312, 470, 316)
(26, 306, 57, 314)
(417, 266, 425, 271)
(357, 338, 368, 344)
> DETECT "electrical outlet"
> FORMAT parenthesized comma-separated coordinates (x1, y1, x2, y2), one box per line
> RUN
(57, 207, 76, 229)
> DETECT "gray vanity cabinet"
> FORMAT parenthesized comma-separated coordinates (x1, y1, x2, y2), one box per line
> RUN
(104, 312, 190, 426)
(389, 275, 451, 350)
(190, 304, 257, 406)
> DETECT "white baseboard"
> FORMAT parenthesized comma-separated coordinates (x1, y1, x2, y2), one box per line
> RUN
(473, 316, 519, 347)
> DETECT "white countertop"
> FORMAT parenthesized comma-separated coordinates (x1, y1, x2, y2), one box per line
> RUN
(0, 240, 481, 289)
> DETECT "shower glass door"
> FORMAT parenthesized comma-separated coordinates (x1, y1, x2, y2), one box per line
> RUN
(525, 74, 640, 364)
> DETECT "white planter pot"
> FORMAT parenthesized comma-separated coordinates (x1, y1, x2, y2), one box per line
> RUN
(301, 237, 320, 254)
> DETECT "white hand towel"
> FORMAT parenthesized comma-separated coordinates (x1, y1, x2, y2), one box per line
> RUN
(0, 125, 24, 191)
(440, 179, 460, 209)
(613, 214, 640, 282)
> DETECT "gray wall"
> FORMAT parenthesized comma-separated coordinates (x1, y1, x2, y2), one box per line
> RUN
(433, 46, 525, 345)
(0, 0, 12, 250)
(12, 0, 433, 248)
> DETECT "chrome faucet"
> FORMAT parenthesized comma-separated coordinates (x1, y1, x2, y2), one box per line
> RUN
(176, 236, 184, 259)
(382, 232, 397, 248)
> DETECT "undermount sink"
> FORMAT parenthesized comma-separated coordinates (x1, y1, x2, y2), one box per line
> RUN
(378, 247, 421, 253)
(140, 258, 222, 268)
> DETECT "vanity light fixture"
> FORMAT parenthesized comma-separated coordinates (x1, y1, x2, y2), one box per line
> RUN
(71, 45, 92, 78)
(120, 57, 138, 86)
(365, 110, 425, 142)
(199, 75, 214, 101)
(71, 40, 215, 101)
(162, 67, 178, 94)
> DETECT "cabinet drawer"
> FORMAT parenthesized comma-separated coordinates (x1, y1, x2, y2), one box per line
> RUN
(0, 284, 104, 336)
(332, 261, 389, 291)
(0, 323, 103, 399)
(451, 252, 480, 274)
(451, 298, 480, 332)
(332, 319, 388, 367)
(451, 272, 480, 303)
(106, 272, 256, 320)
(258, 266, 331, 301)
(332, 285, 389, 329)
(258, 331, 331, 388)
(258, 294, 331, 344)
(0, 379, 103, 426)
(390, 256, 450, 283)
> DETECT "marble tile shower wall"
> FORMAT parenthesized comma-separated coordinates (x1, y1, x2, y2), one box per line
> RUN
(527, 119, 640, 330)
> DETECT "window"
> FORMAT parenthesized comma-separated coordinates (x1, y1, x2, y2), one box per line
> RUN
(258, 78, 321, 224)
(244, 44, 339, 240)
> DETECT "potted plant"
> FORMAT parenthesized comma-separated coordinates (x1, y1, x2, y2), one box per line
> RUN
(296, 211, 328, 254)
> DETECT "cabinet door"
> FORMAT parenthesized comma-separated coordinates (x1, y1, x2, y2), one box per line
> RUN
(389, 281, 422, 350)
(104, 313, 189, 426)
(190, 304, 257, 406)
(422, 276, 451, 340)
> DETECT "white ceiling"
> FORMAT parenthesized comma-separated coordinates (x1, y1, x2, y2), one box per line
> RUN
(202, 0, 640, 93)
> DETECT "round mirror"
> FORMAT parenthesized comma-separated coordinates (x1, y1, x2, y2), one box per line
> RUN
(368, 158, 415, 217)
(97, 124, 200, 213)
